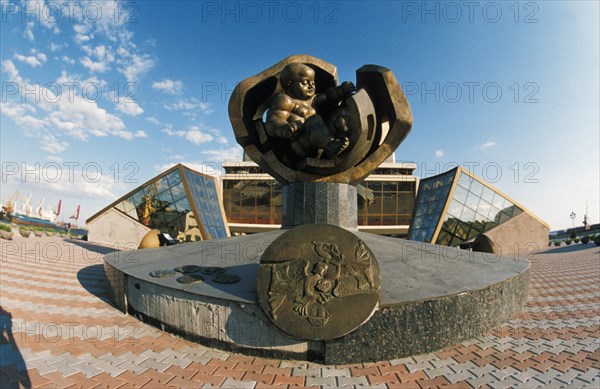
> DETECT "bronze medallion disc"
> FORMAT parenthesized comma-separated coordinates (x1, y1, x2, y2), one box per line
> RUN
(258, 224, 380, 340)
(212, 273, 241, 284)
(200, 267, 226, 275)
(149, 269, 177, 278)
(174, 265, 203, 274)
(176, 274, 205, 284)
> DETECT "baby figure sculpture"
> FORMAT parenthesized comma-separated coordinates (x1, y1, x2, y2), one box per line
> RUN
(265, 63, 355, 160)
(229, 55, 413, 185)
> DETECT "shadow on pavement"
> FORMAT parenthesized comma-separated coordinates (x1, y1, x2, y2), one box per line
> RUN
(76, 264, 118, 309)
(65, 239, 121, 255)
(0, 306, 31, 388)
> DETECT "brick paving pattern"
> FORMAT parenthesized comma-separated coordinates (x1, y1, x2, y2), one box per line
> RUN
(1, 236, 598, 388)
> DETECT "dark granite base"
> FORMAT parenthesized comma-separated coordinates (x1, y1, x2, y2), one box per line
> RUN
(103, 231, 530, 364)
(324, 267, 529, 364)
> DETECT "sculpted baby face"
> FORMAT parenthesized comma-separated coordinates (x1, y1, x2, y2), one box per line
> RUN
(286, 65, 316, 100)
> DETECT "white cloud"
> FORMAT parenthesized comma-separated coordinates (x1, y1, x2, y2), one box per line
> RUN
(2, 64, 136, 143)
(46, 72, 131, 140)
(50, 43, 63, 52)
(61, 55, 76, 65)
(14, 53, 43, 67)
(20, 1, 60, 40)
(47, 97, 128, 140)
(165, 100, 195, 110)
(41, 135, 69, 154)
(36, 53, 47, 62)
(162, 125, 214, 145)
(185, 128, 213, 144)
(134, 130, 148, 138)
(80, 56, 109, 72)
(435, 149, 445, 157)
(17, 114, 46, 132)
(164, 99, 212, 114)
(92, 45, 111, 60)
(73, 24, 91, 44)
(162, 127, 185, 137)
(2, 59, 21, 81)
(66, 4, 154, 82)
(200, 145, 244, 162)
(146, 116, 160, 125)
(152, 79, 183, 94)
(119, 53, 154, 83)
(80, 44, 115, 72)
(45, 155, 63, 162)
(203, 128, 229, 144)
(1, 102, 32, 118)
(3, 163, 121, 201)
(479, 141, 496, 149)
(24, 21, 35, 41)
(0, 101, 45, 132)
(115, 98, 144, 116)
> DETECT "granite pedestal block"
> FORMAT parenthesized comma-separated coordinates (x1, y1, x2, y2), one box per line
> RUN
(281, 183, 357, 230)
(104, 231, 530, 364)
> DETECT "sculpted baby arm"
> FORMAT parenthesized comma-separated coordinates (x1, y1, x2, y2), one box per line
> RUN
(314, 81, 356, 108)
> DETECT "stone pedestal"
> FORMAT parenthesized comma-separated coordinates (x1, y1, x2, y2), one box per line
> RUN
(281, 183, 357, 230)
(104, 231, 530, 364)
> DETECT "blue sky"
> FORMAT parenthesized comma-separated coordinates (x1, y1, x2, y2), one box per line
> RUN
(1, 0, 598, 230)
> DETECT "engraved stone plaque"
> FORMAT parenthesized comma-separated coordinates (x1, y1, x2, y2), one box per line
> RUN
(257, 224, 380, 340)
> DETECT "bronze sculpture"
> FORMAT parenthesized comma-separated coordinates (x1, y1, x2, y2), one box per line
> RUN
(229, 54, 413, 184)
(231, 55, 412, 339)
(265, 63, 355, 160)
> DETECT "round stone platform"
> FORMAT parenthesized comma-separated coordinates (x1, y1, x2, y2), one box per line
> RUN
(103, 232, 530, 364)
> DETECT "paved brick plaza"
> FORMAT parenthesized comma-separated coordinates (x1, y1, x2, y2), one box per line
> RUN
(1, 235, 598, 388)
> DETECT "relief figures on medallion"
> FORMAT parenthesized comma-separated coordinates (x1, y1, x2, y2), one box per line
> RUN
(265, 239, 379, 330)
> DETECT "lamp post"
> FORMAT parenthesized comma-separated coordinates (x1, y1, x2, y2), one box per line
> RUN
(570, 212, 576, 229)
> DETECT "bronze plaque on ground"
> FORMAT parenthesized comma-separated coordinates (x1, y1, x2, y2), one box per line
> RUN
(258, 224, 380, 340)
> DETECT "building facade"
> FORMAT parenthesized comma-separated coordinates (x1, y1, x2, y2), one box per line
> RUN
(408, 166, 549, 254)
(87, 164, 229, 247)
(222, 159, 418, 235)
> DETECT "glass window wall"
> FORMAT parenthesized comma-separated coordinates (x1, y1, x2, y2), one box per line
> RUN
(409, 169, 524, 246)
(223, 180, 283, 224)
(113, 169, 192, 239)
(109, 166, 228, 242)
(357, 180, 416, 226)
(223, 178, 416, 227)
